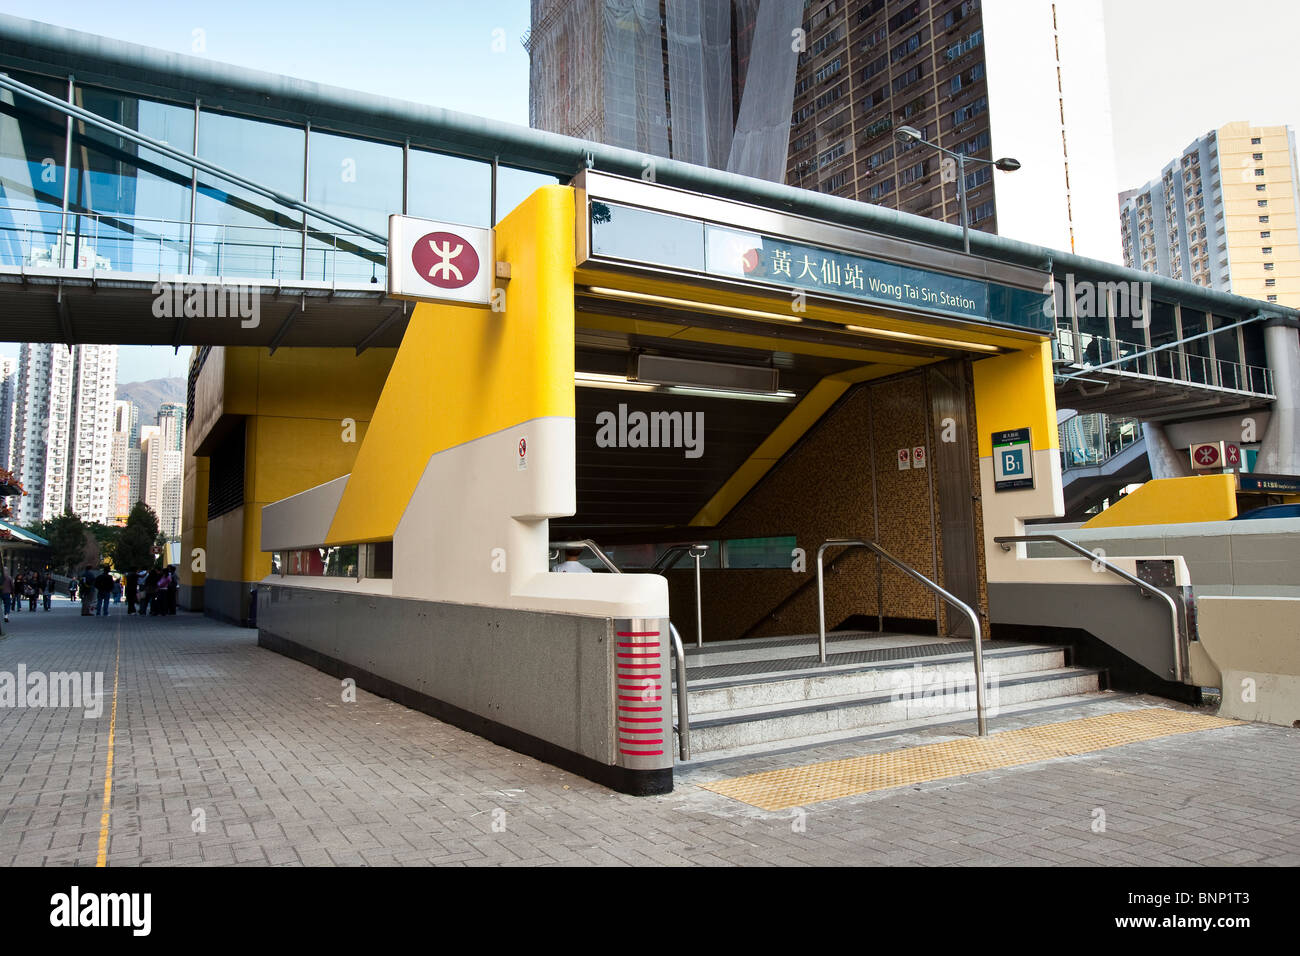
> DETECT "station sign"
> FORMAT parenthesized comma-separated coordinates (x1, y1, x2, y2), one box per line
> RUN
(388, 215, 493, 306)
(585, 200, 1051, 333)
(993, 428, 1034, 491)
(1189, 442, 1224, 470)
(1239, 474, 1300, 494)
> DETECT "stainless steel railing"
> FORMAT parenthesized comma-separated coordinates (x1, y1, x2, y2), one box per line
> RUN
(1055, 326, 1273, 396)
(650, 543, 709, 648)
(993, 533, 1187, 684)
(816, 537, 988, 736)
(549, 538, 691, 760)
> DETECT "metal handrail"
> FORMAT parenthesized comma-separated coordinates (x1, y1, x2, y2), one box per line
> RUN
(816, 538, 987, 736)
(668, 622, 691, 761)
(993, 533, 1186, 684)
(548, 538, 691, 760)
(649, 543, 709, 648)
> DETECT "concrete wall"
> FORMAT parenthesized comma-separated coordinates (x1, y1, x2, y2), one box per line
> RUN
(257, 582, 673, 793)
(1193, 595, 1300, 727)
(1032, 517, 1300, 598)
(1082, 475, 1238, 528)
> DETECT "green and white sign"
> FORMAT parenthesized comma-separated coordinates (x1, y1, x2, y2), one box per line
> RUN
(993, 428, 1034, 491)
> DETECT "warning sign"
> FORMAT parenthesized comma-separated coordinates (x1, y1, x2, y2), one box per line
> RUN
(898, 448, 911, 470)
(912, 446, 927, 469)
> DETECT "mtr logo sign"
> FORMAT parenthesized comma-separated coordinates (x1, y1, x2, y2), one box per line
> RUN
(411, 232, 480, 290)
(1190, 441, 1242, 470)
(388, 215, 493, 305)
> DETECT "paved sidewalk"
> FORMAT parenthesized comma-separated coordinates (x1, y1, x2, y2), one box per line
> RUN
(1, 604, 1297, 866)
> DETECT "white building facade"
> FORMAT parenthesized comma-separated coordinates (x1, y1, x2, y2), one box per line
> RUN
(11, 343, 119, 525)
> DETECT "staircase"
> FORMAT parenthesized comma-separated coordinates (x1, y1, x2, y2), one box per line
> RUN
(674, 630, 1105, 763)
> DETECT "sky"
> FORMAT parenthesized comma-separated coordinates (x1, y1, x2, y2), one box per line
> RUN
(2, 0, 1298, 381)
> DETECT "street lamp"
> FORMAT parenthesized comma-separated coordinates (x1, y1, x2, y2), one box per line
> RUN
(894, 125, 1020, 254)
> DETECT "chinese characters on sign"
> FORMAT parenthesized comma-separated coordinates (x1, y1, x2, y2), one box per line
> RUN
(587, 202, 1052, 331)
(705, 225, 989, 322)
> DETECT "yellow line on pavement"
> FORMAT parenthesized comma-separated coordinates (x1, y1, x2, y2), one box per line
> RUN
(700, 708, 1242, 811)
(95, 622, 122, 867)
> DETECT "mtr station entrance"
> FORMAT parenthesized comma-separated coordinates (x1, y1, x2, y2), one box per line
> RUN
(255, 172, 1068, 794)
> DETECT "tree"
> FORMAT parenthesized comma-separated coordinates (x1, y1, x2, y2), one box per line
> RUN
(116, 502, 161, 571)
(86, 521, 123, 567)
(44, 512, 88, 574)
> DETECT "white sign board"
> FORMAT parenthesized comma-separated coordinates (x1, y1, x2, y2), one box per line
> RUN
(388, 215, 493, 306)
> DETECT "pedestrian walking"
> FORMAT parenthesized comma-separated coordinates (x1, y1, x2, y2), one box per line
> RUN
(94, 566, 113, 617)
(166, 566, 179, 614)
(12, 573, 24, 613)
(1, 568, 12, 623)
(144, 568, 160, 616)
(125, 568, 138, 615)
(24, 576, 37, 612)
(41, 572, 53, 611)
(79, 566, 96, 616)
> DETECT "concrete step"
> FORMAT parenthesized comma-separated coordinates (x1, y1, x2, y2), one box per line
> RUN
(682, 630, 943, 667)
(680, 665, 1102, 755)
(676, 690, 1133, 768)
(683, 644, 1067, 717)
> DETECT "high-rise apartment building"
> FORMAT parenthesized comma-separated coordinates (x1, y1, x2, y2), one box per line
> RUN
(65, 344, 118, 523)
(110, 399, 142, 524)
(528, 0, 1121, 259)
(141, 406, 185, 539)
(1120, 122, 1300, 307)
(0, 356, 16, 473)
(10, 343, 119, 525)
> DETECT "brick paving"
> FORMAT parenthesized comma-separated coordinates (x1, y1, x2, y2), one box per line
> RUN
(1, 602, 1297, 866)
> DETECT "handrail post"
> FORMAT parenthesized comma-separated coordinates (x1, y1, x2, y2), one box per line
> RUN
(816, 543, 828, 664)
(690, 545, 705, 649)
(669, 623, 690, 761)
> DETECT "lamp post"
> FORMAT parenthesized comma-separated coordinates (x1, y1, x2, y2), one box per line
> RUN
(894, 125, 1020, 254)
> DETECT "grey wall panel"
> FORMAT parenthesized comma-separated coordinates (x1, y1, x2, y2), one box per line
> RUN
(204, 577, 252, 626)
(989, 581, 1180, 681)
(256, 585, 670, 778)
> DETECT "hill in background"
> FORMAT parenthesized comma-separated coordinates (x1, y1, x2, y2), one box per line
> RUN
(117, 377, 186, 425)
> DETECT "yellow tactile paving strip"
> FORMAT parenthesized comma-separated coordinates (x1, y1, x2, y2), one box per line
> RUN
(699, 708, 1242, 811)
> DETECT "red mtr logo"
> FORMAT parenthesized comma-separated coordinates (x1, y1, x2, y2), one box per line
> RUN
(411, 231, 480, 290)
(1194, 444, 1221, 468)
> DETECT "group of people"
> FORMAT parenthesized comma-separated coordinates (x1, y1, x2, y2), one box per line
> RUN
(74, 565, 180, 617)
(0, 570, 56, 621)
(1, 565, 182, 622)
